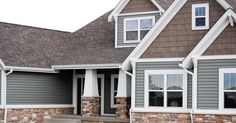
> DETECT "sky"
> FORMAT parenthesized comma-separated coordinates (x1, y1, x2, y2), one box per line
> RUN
(0, 0, 119, 32)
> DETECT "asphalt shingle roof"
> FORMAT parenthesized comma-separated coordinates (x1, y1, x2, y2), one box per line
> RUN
(0, 12, 134, 68)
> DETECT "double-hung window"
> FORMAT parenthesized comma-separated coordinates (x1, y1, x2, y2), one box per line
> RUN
(111, 74, 118, 108)
(145, 70, 187, 109)
(192, 3, 209, 30)
(219, 68, 236, 110)
(124, 16, 155, 43)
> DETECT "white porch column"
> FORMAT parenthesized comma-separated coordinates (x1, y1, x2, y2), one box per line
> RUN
(116, 69, 127, 98)
(83, 69, 99, 97)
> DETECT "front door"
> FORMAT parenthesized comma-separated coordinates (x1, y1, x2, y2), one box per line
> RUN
(76, 75, 103, 115)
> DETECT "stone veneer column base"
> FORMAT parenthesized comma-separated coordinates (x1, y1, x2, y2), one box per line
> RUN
(82, 97, 100, 117)
(7, 108, 73, 123)
(116, 97, 129, 119)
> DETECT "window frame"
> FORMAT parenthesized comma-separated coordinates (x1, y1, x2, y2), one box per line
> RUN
(124, 16, 155, 43)
(192, 3, 209, 30)
(219, 68, 236, 110)
(144, 70, 187, 109)
(111, 74, 118, 108)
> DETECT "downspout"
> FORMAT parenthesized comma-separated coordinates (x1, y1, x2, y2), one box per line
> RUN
(123, 59, 136, 123)
(3, 68, 13, 123)
(179, 62, 194, 123)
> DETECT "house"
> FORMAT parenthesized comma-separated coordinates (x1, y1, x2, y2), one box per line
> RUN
(0, 0, 236, 122)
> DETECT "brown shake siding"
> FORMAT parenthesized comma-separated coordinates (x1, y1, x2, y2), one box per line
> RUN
(203, 25, 236, 55)
(121, 0, 158, 13)
(141, 0, 225, 58)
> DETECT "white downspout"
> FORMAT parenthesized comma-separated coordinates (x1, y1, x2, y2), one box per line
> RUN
(3, 68, 13, 123)
(123, 59, 136, 123)
(179, 61, 194, 123)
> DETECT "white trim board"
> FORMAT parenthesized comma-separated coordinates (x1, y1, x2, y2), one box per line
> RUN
(181, 9, 236, 69)
(136, 58, 184, 62)
(108, 0, 164, 22)
(52, 64, 121, 70)
(199, 55, 236, 60)
(6, 105, 74, 109)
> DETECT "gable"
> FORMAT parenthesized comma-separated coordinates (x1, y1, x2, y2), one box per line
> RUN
(141, 0, 225, 58)
(121, 0, 158, 14)
(203, 25, 236, 55)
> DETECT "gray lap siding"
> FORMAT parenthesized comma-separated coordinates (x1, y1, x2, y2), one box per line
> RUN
(6, 71, 72, 105)
(135, 61, 192, 108)
(197, 59, 236, 109)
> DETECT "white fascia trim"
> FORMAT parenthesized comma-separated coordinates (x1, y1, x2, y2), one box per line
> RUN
(121, 0, 188, 70)
(136, 58, 184, 62)
(181, 9, 236, 69)
(132, 108, 191, 113)
(108, 0, 129, 22)
(193, 109, 236, 115)
(199, 55, 236, 60)
(216, 0, 232, 10)
(116, 44, 137, 48)
(52, 64, 121, 70)
(6, 104, 74, 109)
(0, 59, 6, 70)
(118, 11, 161, 17)
(151, 0, 165, 13)
(6, 66, 57, 73)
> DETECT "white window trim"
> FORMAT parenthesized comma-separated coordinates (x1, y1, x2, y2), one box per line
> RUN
(192, 3, 209, 30)
(111, 74, 118, 108)
(144, 69, 187, 110)
(219, 68, 236, 111)
(124, 16, 155, 43)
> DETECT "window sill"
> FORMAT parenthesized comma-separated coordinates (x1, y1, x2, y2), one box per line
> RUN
(132, 107, 190, 113)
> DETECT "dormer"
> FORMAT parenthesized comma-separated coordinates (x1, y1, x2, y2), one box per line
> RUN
(109, 0, 167, 48)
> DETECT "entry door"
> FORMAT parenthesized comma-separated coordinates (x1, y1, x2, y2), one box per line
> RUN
(77, 75, 103, 115)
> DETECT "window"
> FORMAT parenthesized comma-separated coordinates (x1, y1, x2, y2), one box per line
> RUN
(111, 74, 118, 108)
(192, 3, 209, 30)
(124, 16, 155, 43)
(219, 69, 236, 110)
(145, 70, 187, 109)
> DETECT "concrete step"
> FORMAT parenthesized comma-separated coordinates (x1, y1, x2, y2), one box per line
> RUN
(51, 115, 130, 123)
(45, 118, 81, 123)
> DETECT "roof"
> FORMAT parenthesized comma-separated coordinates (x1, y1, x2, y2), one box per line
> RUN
(0, 12, 134, 69)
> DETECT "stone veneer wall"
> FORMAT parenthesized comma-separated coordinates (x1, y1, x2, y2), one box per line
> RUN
(7, 108, 73, 123)
(132, 112, 190, 123)
(116, 98, 130, 119)
(132, 112, 236, 123)
(82, 97, 100, 117)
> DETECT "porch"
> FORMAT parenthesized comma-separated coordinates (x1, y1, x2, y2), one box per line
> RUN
(71, 69, 131, 119)
(45, 115, 130, 123)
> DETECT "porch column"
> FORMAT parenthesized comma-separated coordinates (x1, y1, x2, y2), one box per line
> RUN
(82, 69, 100, 117)
(116, 69, 129, 119)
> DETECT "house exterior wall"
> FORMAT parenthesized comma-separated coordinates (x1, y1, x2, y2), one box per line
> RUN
(117, 13, 160, 47)
(121, 0, 158, 14)
(141, 0, 225, 58)
(203, 25, 236, 55)
(6, 71, 73, 105)
(197, 59, 236, 109)
(135, 61, 192, 108)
